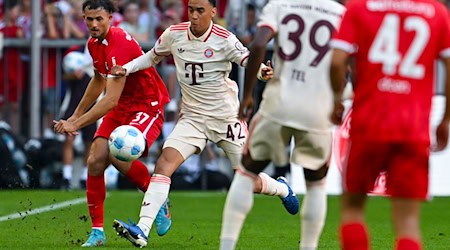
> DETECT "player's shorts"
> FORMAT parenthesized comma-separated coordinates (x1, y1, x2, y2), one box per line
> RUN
(343, 138, 429, 199)
(247, 114, 331, 170)
(163, 113, 247, 168)
(95, 108, 164, 157)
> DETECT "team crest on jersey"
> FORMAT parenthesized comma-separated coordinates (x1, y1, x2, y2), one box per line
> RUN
(204, 49, 214, 58)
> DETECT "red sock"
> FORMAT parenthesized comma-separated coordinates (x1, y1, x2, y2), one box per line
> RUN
(86, 175, 106, 228)
(126, 160, 151, 192)
(396, 238, 421, 250)
(340, 222, 370, 250)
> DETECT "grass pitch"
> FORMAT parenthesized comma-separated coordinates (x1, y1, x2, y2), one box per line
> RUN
(0, 190, 449, 249)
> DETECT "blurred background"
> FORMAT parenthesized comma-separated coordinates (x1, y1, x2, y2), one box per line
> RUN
(0, 0, 275, 191)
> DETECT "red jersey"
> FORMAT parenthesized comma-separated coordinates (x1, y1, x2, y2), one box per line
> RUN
(0, 24, 24, 102)
(331, 0, 450, 142)
(87, 27, 169, 112)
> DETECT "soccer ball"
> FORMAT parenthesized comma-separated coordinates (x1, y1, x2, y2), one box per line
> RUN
(108, 125, 146, 162)
(63, 51, 86, 74)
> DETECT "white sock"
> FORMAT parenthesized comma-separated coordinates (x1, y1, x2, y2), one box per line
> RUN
(138, 174, 171, 237)
(80, 167, 88, 181)
(300, 180, 327, 250)
(258, 172, 288, 197)
(63, 164, 72, 180)
(220, 168, 256, 250)
(92, 227, 103, 231)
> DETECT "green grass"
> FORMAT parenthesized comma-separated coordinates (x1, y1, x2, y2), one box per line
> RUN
(0, 190, 449, 249)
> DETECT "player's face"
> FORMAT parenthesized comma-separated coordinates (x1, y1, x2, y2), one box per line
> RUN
(83, 7, 112, 40)
(188, 0, 216, 37)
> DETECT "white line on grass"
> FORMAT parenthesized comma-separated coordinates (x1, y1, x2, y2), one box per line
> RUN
(0, 197, 86, 222)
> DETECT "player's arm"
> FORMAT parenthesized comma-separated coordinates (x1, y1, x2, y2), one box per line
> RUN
(72, 75, 126, 130)
(71, 70, 106, 119)
(434, 56, 450, 151)
(329, 48, 350, 125)
(113, 30, 173, 76)
(239, 26, 275, 120)
(120, 49, 159, 75)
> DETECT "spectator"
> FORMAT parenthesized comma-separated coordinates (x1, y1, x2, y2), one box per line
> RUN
(119, 1, 148, 42)
(0, 0, 25, 135)
(138, 0, 161, 37)
(66, 0, 90, 39)
(42, 0, 66, 138)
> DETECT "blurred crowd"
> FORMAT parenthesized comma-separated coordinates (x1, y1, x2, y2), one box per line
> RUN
(0, 0, 269, 138)
(0, 0, 271, 189)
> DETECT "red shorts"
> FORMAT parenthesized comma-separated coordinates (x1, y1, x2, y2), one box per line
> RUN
(343, 138, 429, 199)
(95, 108, 164, 157)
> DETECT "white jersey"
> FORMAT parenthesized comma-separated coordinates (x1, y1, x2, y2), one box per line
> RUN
(258, 0, 345, 133)
(150, 21, 249, 119)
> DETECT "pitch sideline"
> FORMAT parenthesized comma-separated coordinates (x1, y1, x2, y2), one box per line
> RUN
(0, 197, 86, 222)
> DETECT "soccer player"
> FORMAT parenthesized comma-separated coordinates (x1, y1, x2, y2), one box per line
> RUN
(220, 0, 346, 249)
(109, 0, 299, 248)
(53, 0, 171, 247)
(329, 0, 450, 248)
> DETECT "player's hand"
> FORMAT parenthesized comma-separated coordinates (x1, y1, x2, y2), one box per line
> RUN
(53, 120, 80, 136)
(110, 65, 127, 76)
(432, 119, 449, 152)
(330, 101, 345, 125)
(261, 60, 273, 81)
(239, 96, 254, 121)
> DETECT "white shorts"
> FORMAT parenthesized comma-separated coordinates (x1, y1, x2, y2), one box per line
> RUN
(163, 114, 247, 168)
(248, 115, 332, 170)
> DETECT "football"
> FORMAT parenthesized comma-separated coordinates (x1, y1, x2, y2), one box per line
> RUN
(108, 125, 146, 162)
(62, 51, 86, 74)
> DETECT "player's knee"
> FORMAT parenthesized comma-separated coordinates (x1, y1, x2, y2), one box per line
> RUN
(241, 153, 269, 174)
(304, 164, 329, 182)
(87, 153, 108, 176)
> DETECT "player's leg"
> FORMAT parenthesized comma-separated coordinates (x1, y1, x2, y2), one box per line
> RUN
(291, 130, 332, 250)
(220, 152, 270, 250)
(339, 139, 387, 250)
(82, 137, 111, 247)
(340, 192, 369, 250)
(389, 142, 428, 250)
(392, 199, 422, 250)
(114, 116, 205, 247)
(111, 110, 165, 192)
(300, 166, 329, 250)
(220, 115, 298, 250)
(111, 110, 172, 237)
(114, 147, 196, 247)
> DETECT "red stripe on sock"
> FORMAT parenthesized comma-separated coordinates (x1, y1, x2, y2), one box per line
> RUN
(86, 175, 106, 228)
(340, 222, 369, 250)
(151, 175, 171, 184)
(126, 160, 151, 192)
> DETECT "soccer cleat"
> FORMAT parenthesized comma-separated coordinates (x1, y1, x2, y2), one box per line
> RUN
(113, 219, 148, 248)
(81, 229, 106, 247)
(155, 199, 172, 236)
(277, 176, 300, 215)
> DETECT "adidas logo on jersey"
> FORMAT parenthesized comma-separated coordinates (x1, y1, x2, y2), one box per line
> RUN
(177, 48, 185, 54)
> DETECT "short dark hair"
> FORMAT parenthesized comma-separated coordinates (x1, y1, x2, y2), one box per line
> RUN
(3, 0, 20, 13)
(208, 0, 216, 7)
(82, 0, 117, 13)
